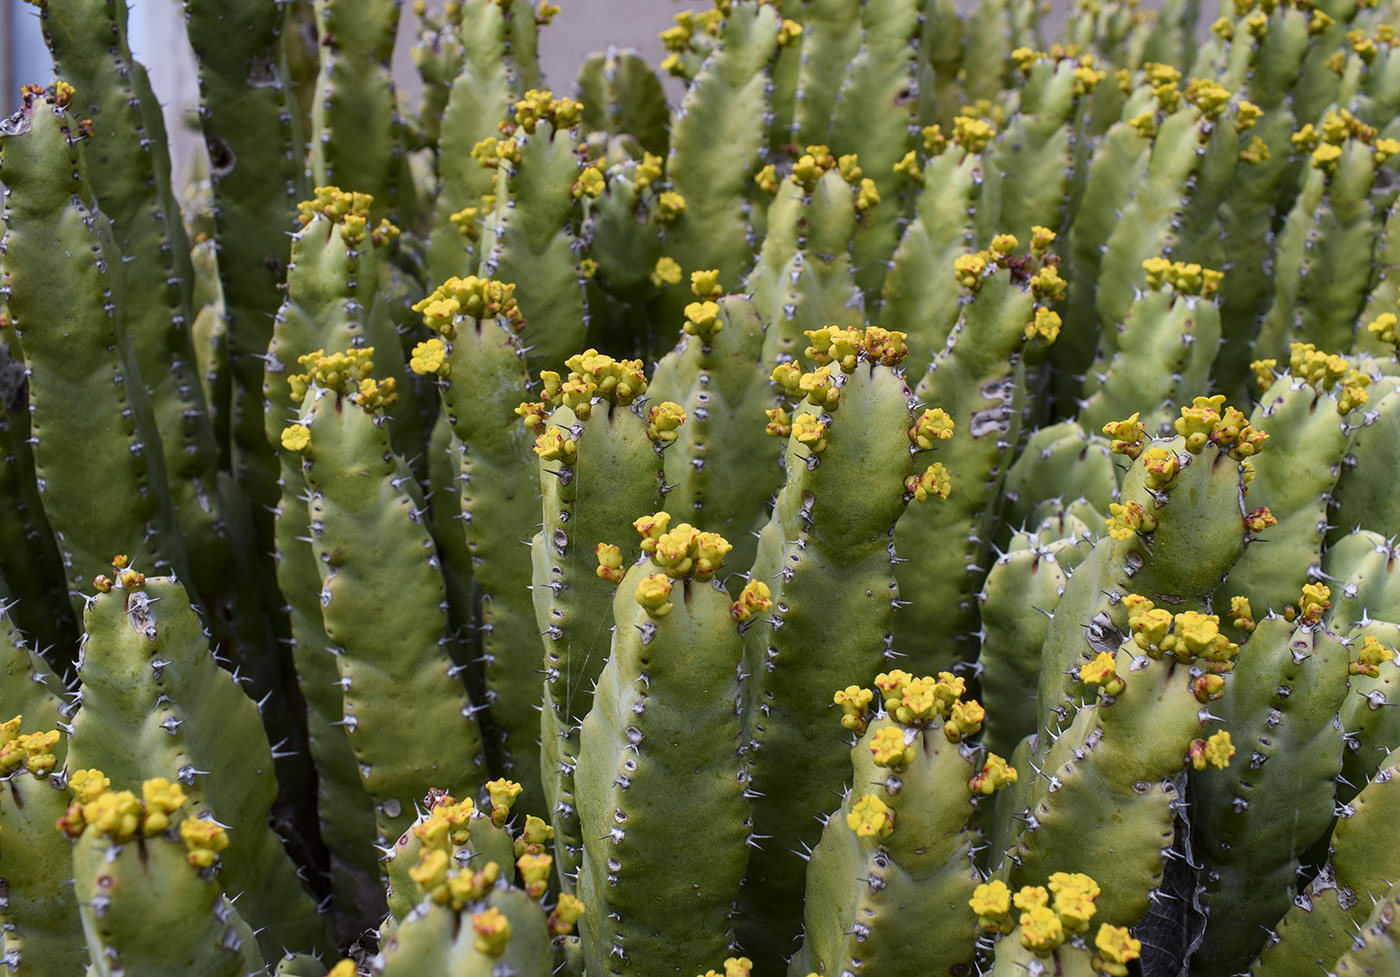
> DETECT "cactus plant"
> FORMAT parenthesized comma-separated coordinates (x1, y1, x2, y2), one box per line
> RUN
(9, 0, 1400, 974)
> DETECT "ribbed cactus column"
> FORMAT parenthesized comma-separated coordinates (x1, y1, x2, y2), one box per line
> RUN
(410, 277, 546, 815)
(0, 89, 189, 600)
(737, 327, 943, 967)
(67, 574, 334, 958)
(524, 351, 671, 890)
(286, 351, 486, 847)
(575, 526, 748, 977)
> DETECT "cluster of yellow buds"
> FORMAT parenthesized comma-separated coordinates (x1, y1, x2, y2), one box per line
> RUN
(54, 772, 228, 867)
(1287, 343, 1373, 414)
(572, 165, 605, 200)
(506, 89, 583, 134)
(729, 579, 774, 622)
(406, 795, 509, 910)
(1141, 445, 1180, 492)
(833, 686, 875, 735)
(471, 906, 512, 955)
(846, 792, 895, 840)
(1106, 500, 1157, 541)
(1123, 595, 1239, 673)
(470, 134, 523, 169)
(1103, 413, 1147, 459)
(1173, 395, 1267, 458)
(683, 270, 725, 341)
(906, 462, 952, 502)
(635, 512, 733, 581)
(909, 408, 955, 450)
(866, 670, 985, 741)
(803, 325, 910, 372)
(1368, 311, 1400, 346)
(1294, 108, 1397, 171)
(1183, 77, 1234, 119)
(697, 957, 754, 977)
(788, 144, 836, 191)
(1079, 651, 1126, 697)
(486, 779, 523, 827)
(1141, 257, 1224, 297)
(1188, 730, 1236, 770)
(1228, 595, 1256, 634)
(1351, 634, 1397, 678)
(413, 275, 525, 337)
(286, 348, 397, 415)
(1142, 61, 1183, 111)
(0, 717, 59, 777)
(537, 349, 648, 418)
(646, 402, 687, 444)
(968, 752, 1019, 796)
(549, 892, 587, 936)
(1289, 582, 1332, 626)
(971, 874, 1137, 968)
(295, 186, 399, 247)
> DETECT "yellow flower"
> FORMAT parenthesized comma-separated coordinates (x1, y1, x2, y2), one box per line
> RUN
(969, 753, 1019, 796)
(471, 907, 512, 955)
(141, 778, 188, 836)
(1018, 904, 1065, 954)
(730, 580, 773, 622)
(635, 574, 674, 619)
(409, 338, 449, 377)
(280, 424, 312, 454)
(1094, 924, 1142, 976)
(846, 793, 894, 839)
(970, 879, 1012, 932)
(651, 257, 683, 287)
(180, 816, 229, 868)
(869, 726, 913, 768)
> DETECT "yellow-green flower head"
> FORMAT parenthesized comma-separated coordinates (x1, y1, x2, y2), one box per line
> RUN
(515, 814, 555, 859)
(517, 852, 553, 898)
(1189, 730, 1236, 770)
(969, 752, 1019, 796)
(635, 574, 674, 619)
(81, 790, 143, 842)
(892, 150, 924, 184)
(1352, 635, 1397, 678)
(909, 408, 955, 450)
(514, 401, 549, 434)
(69, 769, 110, 804)
(953, 115, 997, 153)
(533, 427, 577, 464)
(1165, 611, 1237, 663)
(792, 412, 828, 454)
(471, 907, 513, 955)
(770, 362, 805, 399)
(1079, 651, 1126, 696)
(834, 686, 874, 734)
(296, 185, 373, 228)
(944, 698, 986, 743)
(657, 191, 688, 223)
(1184, 77, 1232, 119)
(1102, 413, 1146, 458)
(1094, 924, 1143, 976)
(634, 151, 665, 190)
(1312, 142, 1343, 174)
(1173, 395, 1226, 452)
(647, 402, 687, 444)
(855, 177, 881, 213)
(1141, 446, 1180, 492)
(1130, 605, 1173, 656)
(970, 880, 1013, 932)
(869, 725, 914, 768)
(486, 779, 524, 827)
(1014, 885, 1050, 912)
(327, 961, 358, 977)
(1029, 264, 1067, 304)
(803, 326, 862, 372)
(180, 816, 229, 868)
(723, 958, 753, 977)
(634, 512, 672, 552)
(596, 543, 626, 584)
(652, 256, 683, 287)
(1019, 904, 1065, 955)
(689, 269, 722, 300)
(1048, 873, 1101, 934)
(907, 462, 952, 502)
(954, 252, 989, 291)
(1024, 307, 1062, 346)
(5, 729, 59, 776)
(1299, 582, 1331, 625)
(549, 892, 587, 936)
(410, 847, 451, 898)
(1106, 501, 1157, 541)
(573, 166, 605, 200)
(446, 862, 501, 910)
(684, 301, 723, 341)
(730, 580, 773, 622)
(874, 670, 914, 711)
(141, 778, 188, 836)
(921, 124, 948, 156)
(799, 366, 840, 411)
(409, 338, 450, 378)
(836, 153, 863, 184)
(862, 326, 909, 368)
(846, 793, 894, 839)
(449, 206, 479, 241)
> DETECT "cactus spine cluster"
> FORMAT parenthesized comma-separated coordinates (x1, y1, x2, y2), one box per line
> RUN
(8, 0, 1400, 974)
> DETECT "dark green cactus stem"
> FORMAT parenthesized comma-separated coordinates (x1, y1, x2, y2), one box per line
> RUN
(648, 292, 783, 573)
(737, 330, 930, 968)
(35, 0, 234, 614)
(1336, 620, 1400, 805)
(791, 709, 986, 977)
(1000, 421, 1118, 529)
(1252, 747, 1400, 977)
(69, 797, 264, 977)
(664, 3, 783, 295)
(0, 344, 77, 660)
(66, 575, 334, 957)
(309, 0, 403, 223)
(0, 716, 82, 976)
(1189, 613, 1349, 977)
(413, 279, 547, 817)
(0, 91, 190, 602)
(1328, 373, 1400, 543)
(1255, 130, 1386, 359)
(290, 353, 486, 846)
(891, 243, 1055, 668)
(576, 50, 669, 158)
(265, 190, 403, 932)
(527, 351, 668, 891)
(575, 543, 747, 977)
(1334, 884, 1400, 975)
(477, 103, 587, 373)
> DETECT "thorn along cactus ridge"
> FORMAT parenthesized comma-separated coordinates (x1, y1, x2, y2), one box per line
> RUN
(14, 1, 1400, 975)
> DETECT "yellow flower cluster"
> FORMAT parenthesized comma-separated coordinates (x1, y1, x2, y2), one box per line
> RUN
(0, 718, 59, 777)
(1189, 730, 1236, 770)
(1141, 257, 1224, 297)
(804, 326, 910, 372)
(1172, 395, 1267, 458)
(411, 275, 525, 338)
(53, 770, 227, 868)
(1124, 595, 1239, 672)
(537, 350, 648, 418)
(846, 793, 894, 839)
(295, 186, 400, 248)
(971, 874, 1127, 961)
(1351, 635, 1397, 678)
(1287, 343, 1372, 414)
(968, 752, 1019, 796)
(509, 89, 583, 133)
(729, 579, 774, 622)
